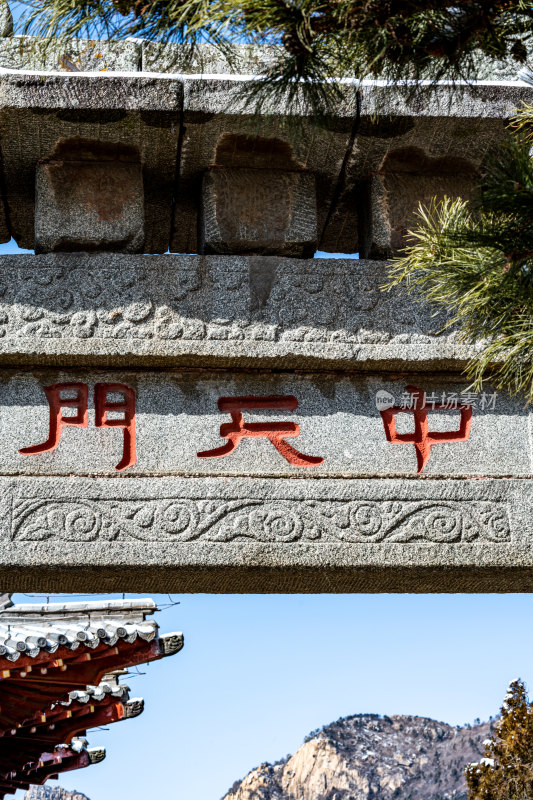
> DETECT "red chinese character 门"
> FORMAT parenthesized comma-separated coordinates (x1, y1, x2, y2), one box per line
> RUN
(379, 385, 472, 473)
(94, 383, 136, 471)
(18, 383, 89, 455)
(19, 382, 136, 472)
(197, 395, 324, 467)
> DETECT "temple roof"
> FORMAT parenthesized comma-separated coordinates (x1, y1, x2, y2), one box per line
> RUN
(0, 598, 160, 662)
(0, 597, 183, 798)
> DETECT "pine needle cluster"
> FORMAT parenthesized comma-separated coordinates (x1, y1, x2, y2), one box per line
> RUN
(466, 679, 533, 800)
(16, 1, 533, 112)
(386, 94, 533, 403)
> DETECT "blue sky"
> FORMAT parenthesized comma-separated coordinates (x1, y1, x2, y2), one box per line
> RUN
(9, 592, 533, 800)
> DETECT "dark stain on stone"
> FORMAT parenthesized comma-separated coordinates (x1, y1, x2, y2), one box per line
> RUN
(249, 256, 280, 313)
(42, 137, 141, 223)
(382, 146, 477, 176)
(51, 110, 127, 125)
(214, 133, 303, 170)
(139, 110, 178, 129)
(358, 116, 416, 139)
(315, 116, 354, 135)
(184, 110, 216, 125)
(48, 137, 139, 163)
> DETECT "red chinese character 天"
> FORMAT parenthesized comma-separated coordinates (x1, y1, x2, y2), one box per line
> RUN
(19, 382, 136, 472)
(197, 395, 324, 467)
(379, 385, 472, 473)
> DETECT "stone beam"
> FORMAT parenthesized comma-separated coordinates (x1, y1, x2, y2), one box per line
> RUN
(1, 476, 531, 592)
(3, 369, 528, 478)
(0, 254, 467, 371)
(0, 366, 529, 592)
(173, 76, 531, 257)
(172, 75, 359, 255)
(0, 37, 141, 72)
(329, 83, 533, 258)
(0, 73, 182, 252)
(0, 71, 530, 257)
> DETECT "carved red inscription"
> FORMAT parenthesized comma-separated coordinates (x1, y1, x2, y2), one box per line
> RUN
(19, 382, 136, 472)
(18, 383, 89, 455)
(94, 383, 136, 471)
(379, 385, 472, 473)
(197, 395, 324, 467)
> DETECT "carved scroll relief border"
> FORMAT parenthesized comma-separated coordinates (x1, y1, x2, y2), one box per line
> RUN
(11, 497, 511, 544)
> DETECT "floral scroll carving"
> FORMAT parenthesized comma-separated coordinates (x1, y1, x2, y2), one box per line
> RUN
(11, 498, 511, 543)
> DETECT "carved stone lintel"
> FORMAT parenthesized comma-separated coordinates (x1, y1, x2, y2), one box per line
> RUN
(11, 496, 512, 544)
(0, 253, 464, 371)
(0, 476, 530, 592)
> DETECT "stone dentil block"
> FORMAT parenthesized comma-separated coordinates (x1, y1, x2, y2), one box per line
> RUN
(201, 168, 317, 257)
(34, 140, 144, 254)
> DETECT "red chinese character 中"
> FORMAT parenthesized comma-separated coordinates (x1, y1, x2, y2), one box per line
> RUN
(379, 385, 472, 473)
(197, 395, 324, 467)
(19, 382, 136, 472)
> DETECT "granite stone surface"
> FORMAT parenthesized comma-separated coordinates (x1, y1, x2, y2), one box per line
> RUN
(141, 41, 532, 82)
(0, 476, 531, 591)
(142, 41, 282, 76)
(174, 76, 359, 255)
(175, 78, 532, 256)
(0, 37, 141, 72)
(0, 0, 12, 38)
(0, 72, 530, 257)
(201, 169, 317, 257)
(0, 36, 527, 82)
(0, 74, 181, 252)
(339, 83, 533, 258)
(0, 52, 530, 595)
(0, 254, 470, 370)
(0, 178, 8, 244)
(1, 368, 529, 478)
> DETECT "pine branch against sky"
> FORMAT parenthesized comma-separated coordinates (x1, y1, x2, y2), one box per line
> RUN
(466, 679, 533, 799)
(13, 1, 533, 111)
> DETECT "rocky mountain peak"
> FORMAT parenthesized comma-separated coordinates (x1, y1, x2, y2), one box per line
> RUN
(222, 713, 493, 800)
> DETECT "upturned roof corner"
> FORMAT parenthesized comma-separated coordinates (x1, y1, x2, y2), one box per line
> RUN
(0, 597, 184, 798)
